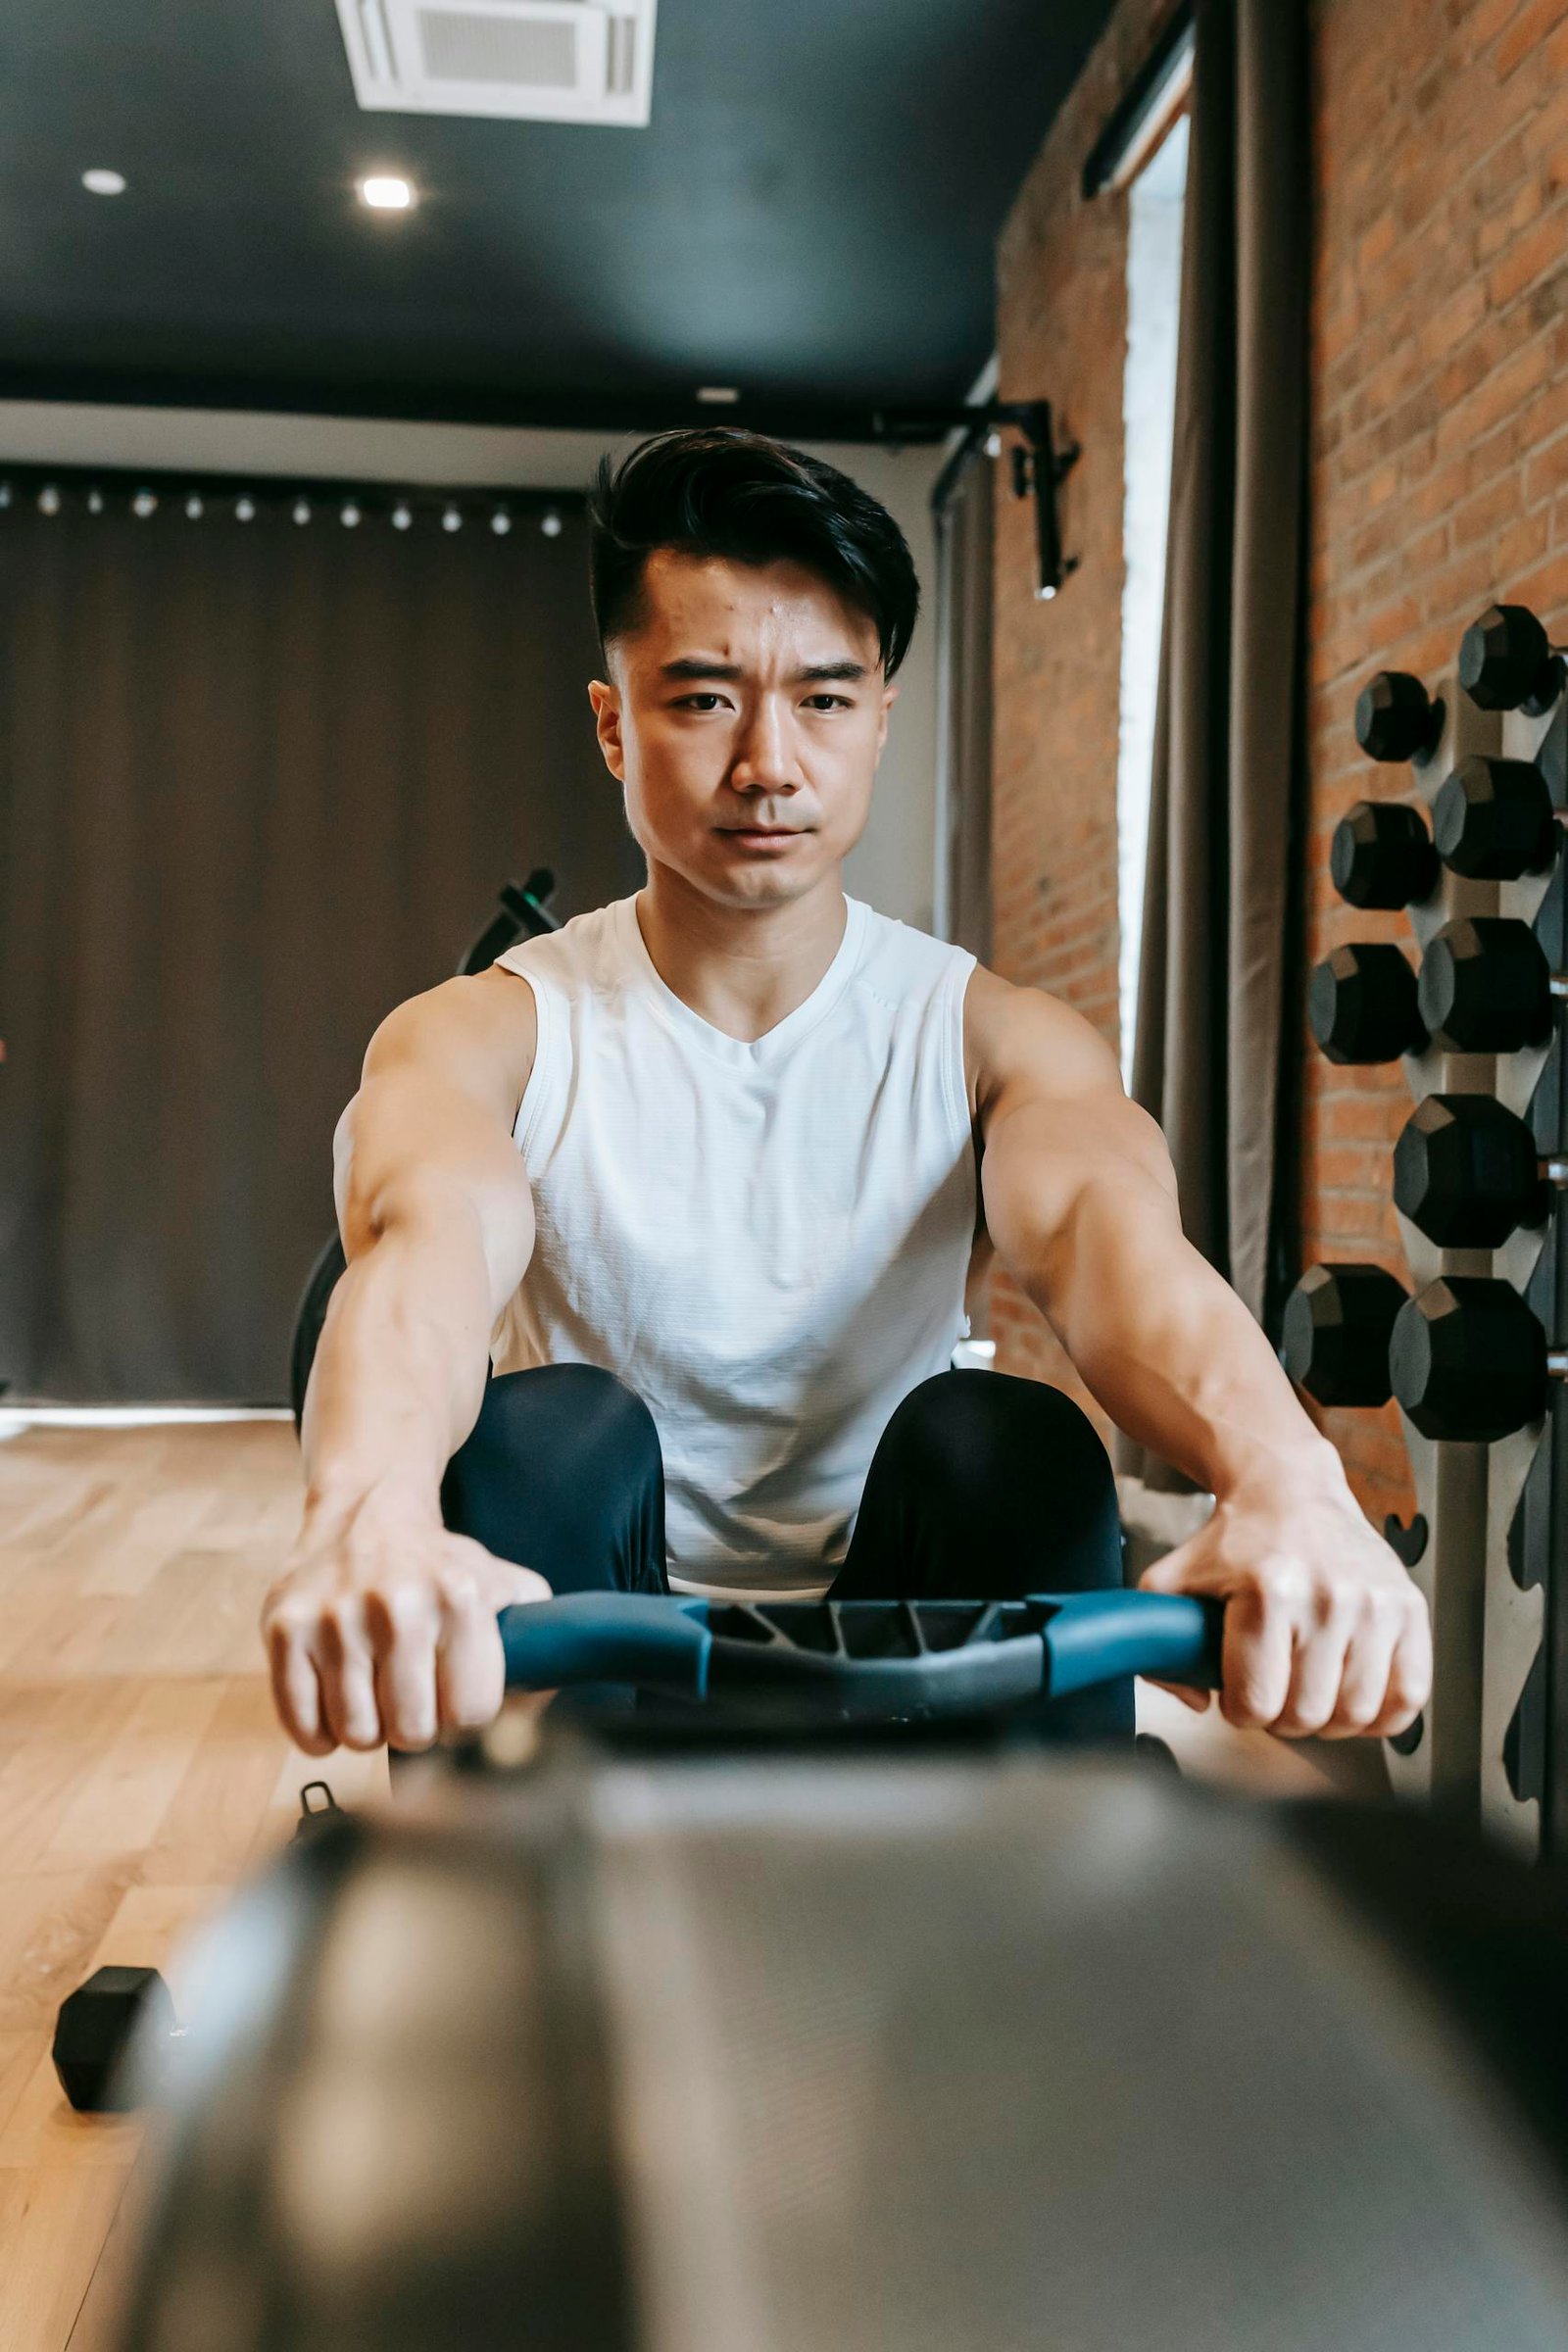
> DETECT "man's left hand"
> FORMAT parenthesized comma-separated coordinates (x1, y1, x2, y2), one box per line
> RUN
(1138, 1464, 1431, 1740)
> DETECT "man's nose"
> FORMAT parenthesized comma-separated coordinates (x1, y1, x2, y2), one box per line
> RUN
(730, 696, 801, 794)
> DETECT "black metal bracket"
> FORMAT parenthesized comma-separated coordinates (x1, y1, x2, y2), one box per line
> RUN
(906, 397, 1081, 601)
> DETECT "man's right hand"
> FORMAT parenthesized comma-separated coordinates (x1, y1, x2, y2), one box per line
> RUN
(262, 1491, 550, 1755)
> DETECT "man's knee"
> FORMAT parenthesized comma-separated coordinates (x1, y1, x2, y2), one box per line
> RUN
(468, 1361, 661, 1476)
(880, 1369, 1115, 1501)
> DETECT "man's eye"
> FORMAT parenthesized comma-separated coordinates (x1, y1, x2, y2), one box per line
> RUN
(674, 693, 727, 711)
(803, 694, 852, 710)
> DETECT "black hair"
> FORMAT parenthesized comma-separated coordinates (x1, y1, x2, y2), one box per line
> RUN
(587, 427, 920, 678)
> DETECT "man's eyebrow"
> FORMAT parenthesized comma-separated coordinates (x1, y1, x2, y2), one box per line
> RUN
(658, 656, 870, 683)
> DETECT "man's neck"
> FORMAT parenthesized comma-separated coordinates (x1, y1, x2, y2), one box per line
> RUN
(634, 868, 849, 1046)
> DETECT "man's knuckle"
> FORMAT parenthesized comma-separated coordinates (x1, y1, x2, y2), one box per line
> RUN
(1254, 1553, 1309, 1609)
(436, 1564, 481, 1613)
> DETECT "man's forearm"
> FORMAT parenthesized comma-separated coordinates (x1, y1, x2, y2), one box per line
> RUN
(301, 1200, 499, 1522)
(1017, 1179, 1341, 1501)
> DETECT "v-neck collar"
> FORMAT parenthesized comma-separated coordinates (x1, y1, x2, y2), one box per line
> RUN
(618, 892, 868, 1070)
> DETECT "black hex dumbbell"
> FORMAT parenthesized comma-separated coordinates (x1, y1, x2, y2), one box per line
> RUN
(1308, 944, 1426, 1064)
(1282, 1264, 1406, 1406)
(52, 1966, 179, 2112)
(51, 1784, 342, 2112)
(1458, 605, 1567, 718)
(1391, 1275, 1566, 1442)
(1354, 671, 1446, 764)
(1431, 756, 1557, 880)
(1330, 801, 1440, 908)
(1417, 916, 1564, 1054)
(1393, 1093, 1562, 1248)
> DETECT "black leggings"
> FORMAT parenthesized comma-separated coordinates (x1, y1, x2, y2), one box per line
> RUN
(442, 1365, 1132, 1740)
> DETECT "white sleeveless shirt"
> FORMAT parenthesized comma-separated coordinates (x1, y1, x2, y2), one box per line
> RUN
(491, 894, 977, 1595)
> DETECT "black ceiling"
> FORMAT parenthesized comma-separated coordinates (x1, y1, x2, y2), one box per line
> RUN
(0, 0, 1114, 436)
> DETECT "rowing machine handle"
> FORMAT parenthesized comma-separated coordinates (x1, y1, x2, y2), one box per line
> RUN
(496, 1590, 1223, 1718)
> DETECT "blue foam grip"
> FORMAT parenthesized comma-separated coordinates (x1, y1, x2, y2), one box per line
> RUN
(497, 1589, 1224, 1712)
(1041, 1591, 1224, 1698)
(498, 1592, 712, 1699)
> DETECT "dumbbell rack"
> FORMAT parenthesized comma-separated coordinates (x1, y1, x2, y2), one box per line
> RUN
(1379, 674, 1497, 1828)
(1302, 626, 1567, 1858)
(1487, 686, 1566, 1857)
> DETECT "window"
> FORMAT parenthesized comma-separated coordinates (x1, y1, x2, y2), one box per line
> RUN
(1116, 107, 1189, 1087)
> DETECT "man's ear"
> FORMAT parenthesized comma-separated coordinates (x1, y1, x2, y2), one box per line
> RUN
(875, 678, 899, 757)
(588, 678, 625, 783)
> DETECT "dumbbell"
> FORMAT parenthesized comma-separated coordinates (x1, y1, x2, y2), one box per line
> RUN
(1418, 916, 1567, 1054)
(1330, 801, 1440, 908)
(1431, 756, 1557, 880)
(1393, 1094, 1565, 1248)
(1284, 1264, 1566, 1443)
(1354, 671, 1446, 764)
(1282, 1263, 1405, 1406)
(1391, 1276, 1567, 1442)
(1458, 605, 1567, 719)
(1308, 943, 1426, 1063)
(53, 1966, 180, 2112)
(51, 1782, 345, 2112)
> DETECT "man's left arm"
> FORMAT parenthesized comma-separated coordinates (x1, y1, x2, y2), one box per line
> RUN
(971, 970, 1430, 1740)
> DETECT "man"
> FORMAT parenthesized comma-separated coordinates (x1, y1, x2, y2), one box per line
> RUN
(265, 428, 1430, 1758)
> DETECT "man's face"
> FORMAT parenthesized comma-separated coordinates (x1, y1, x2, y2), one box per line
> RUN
(588, 549, 896, 911)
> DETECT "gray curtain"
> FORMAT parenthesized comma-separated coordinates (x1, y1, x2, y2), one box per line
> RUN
(1122, 0, 1309, 1482)
(0, 490, 642, 1402)
(933, 446, 995, 963)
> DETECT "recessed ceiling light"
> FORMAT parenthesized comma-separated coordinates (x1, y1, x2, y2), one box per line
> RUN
(540, 510, 564, 538)
(696, 385, 740, 405)
(82, 168, 127, 197)
(359, 174, 415, 212)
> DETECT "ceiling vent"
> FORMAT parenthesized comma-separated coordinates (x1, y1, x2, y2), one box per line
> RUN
(335, 0, 656, 127)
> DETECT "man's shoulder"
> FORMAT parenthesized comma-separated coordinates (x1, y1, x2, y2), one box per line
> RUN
(368, 964, 539, 1125)
(962, 964, 1123, 1126)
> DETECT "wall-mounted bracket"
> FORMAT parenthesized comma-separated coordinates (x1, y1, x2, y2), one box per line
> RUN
(904, 395, 1080, 601)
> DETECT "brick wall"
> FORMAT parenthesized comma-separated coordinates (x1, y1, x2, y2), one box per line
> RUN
(1306, 0, 1568, 1522)
(990, 0, 1186, 1417)
(991, 0, 1568, 1519)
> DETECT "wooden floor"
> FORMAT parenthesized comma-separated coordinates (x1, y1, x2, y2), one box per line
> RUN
(0, 1421, 386, 2351)
(0, 1418, 1353, 2350)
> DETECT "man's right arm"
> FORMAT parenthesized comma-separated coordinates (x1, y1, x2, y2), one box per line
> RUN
(264, 967, 549, 1757)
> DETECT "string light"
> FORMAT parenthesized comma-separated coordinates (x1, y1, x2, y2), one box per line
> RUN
(132, 490, 157, 517)
(292, 499, 312, 526)
(37, 485, 61, 515)
(540, 510, 563, 538)
(234, 496, 256, 522)
(185, 493, 204, 519)
(442, 504, 462, 533)
(391, 502, 413, 531)
(86, 489, 104, 514)
(340, 501, 362, 528)
(490, 507, 513, 536)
